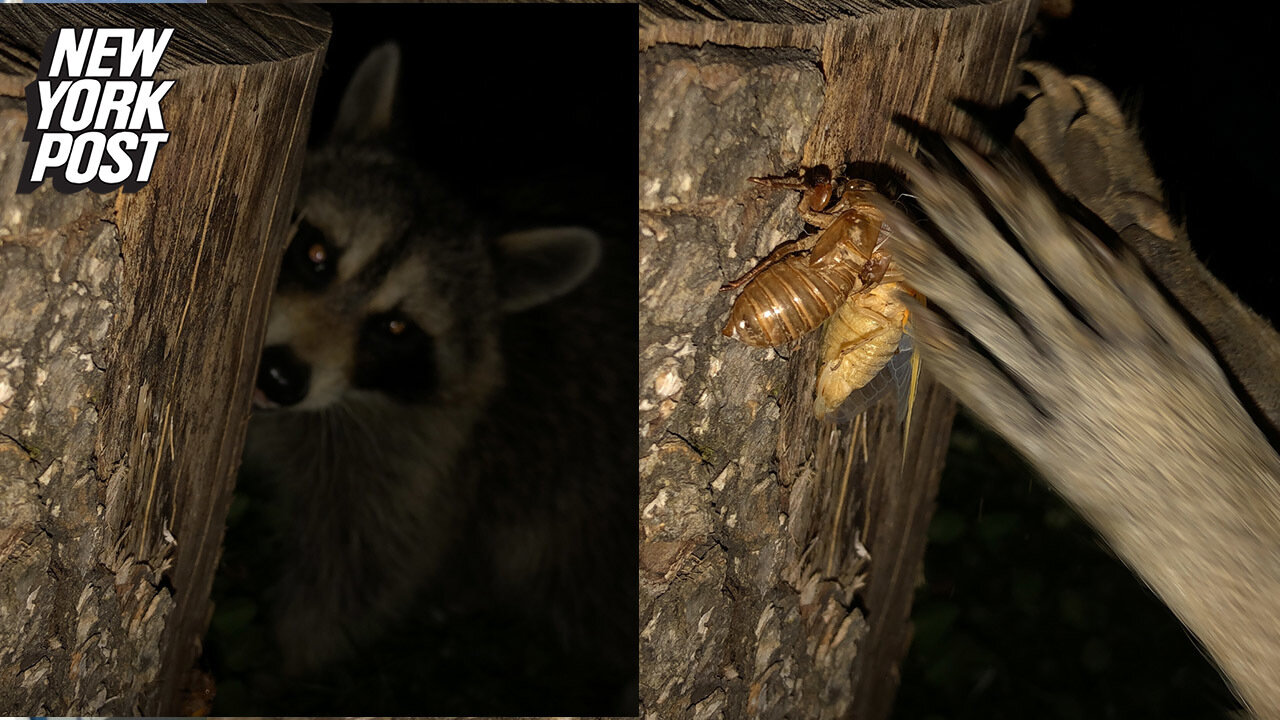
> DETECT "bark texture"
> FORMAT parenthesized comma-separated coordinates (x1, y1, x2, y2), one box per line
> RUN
(638, 2, 1033, 718)
(0, 6, 328, 715)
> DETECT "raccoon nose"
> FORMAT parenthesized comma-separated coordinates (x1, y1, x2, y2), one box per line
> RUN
(257, 345, 311, 407)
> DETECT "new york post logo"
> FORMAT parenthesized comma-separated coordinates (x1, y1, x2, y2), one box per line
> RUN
(18, 28, 175, 194)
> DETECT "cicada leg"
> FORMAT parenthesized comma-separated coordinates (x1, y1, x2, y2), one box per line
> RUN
(748, 174, 807, 191)
(751, 165, 835, 215)
(809, 210, 858, 268)
(719, 234, 813, 292)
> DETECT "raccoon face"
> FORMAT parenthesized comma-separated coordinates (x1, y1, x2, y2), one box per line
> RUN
(256, 151, 497, 414)
(252, 42, 600, 417)
(258, 231, 441, 411)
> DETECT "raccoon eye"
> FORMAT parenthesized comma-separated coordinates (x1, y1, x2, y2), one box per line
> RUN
(354, 311, 436, 402)
(370, 312, 414, 339)
(281, 219, 339, 290)
(307, 243, 327, 265)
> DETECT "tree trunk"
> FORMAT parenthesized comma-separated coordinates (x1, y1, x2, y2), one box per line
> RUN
(638, 2, 1033, 718)
(0, 6, 328, 715)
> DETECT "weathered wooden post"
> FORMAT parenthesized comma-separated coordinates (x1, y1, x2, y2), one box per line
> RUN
(0, 6, 328, 714)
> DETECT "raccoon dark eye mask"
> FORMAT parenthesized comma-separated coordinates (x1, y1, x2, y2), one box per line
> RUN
(280, 219, 338, 290)
(353, 309, 436, 402)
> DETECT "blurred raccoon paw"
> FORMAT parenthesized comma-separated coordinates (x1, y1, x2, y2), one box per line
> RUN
(1016, 62, 1179, 244)
(879, 140, 1245, 477)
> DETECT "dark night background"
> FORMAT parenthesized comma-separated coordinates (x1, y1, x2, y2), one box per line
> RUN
(899, 2, 1275, 718)
(310, 4, 637, 242)
(205, 4, 637, 715)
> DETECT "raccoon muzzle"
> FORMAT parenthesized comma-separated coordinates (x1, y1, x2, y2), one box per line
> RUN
(257, 344, 311, 408)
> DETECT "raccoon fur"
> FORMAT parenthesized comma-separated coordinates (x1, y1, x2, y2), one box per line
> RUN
(233, 43, 630, 709)
(880, 132, 1280, 718)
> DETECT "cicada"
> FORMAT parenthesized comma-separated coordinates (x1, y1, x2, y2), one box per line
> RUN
(721, 166, 884, 347)
(721, 166, 918, 421)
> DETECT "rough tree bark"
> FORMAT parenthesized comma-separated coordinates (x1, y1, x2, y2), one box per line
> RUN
(0, 6, 328, 715)
(638, 2, 1033, 718)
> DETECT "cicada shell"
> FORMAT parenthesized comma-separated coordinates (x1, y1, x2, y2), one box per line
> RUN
(721, 252, 863, 346)
(721, 167, 888, 347)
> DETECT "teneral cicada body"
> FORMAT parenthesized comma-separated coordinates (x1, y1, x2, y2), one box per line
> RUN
(720, 167, 888, 347)
(815, 280, 911, 419)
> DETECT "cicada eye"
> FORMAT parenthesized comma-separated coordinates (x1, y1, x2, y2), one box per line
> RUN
(387, 317, 407, 336)
(804, 165, 835, 211)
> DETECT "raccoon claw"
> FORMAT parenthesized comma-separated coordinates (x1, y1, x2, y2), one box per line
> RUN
(1063, 75, 1126, 128)
(1015, 62, 1176, 243)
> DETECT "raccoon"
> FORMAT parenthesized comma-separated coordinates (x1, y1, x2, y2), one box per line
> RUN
(233, 42, 625, 703)
(879, 128, 1280, 717)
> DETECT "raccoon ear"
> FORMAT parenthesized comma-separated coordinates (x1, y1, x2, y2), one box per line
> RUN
(494, 227, 602, 313)
(330, 42, 400, 144)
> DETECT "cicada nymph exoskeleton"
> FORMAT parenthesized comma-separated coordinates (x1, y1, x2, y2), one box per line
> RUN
(720, 165, 918, 421)
(721, 166, 882, 347)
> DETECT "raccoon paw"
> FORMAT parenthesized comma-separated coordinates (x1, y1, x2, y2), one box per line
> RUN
(1016, 62, 1179, 244)
(879, 139, 1242, 485)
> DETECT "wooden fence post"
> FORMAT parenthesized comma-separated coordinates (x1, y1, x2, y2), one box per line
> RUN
(0, 6, 328, 714)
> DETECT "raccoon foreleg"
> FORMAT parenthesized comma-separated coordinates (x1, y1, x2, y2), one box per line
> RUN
(1015, 63, 1280, 430)
(879, 142, 1280, 719)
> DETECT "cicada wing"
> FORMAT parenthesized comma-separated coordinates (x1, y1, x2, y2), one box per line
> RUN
(824, 336, 915, 425)
(890, 334, 916, 424)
